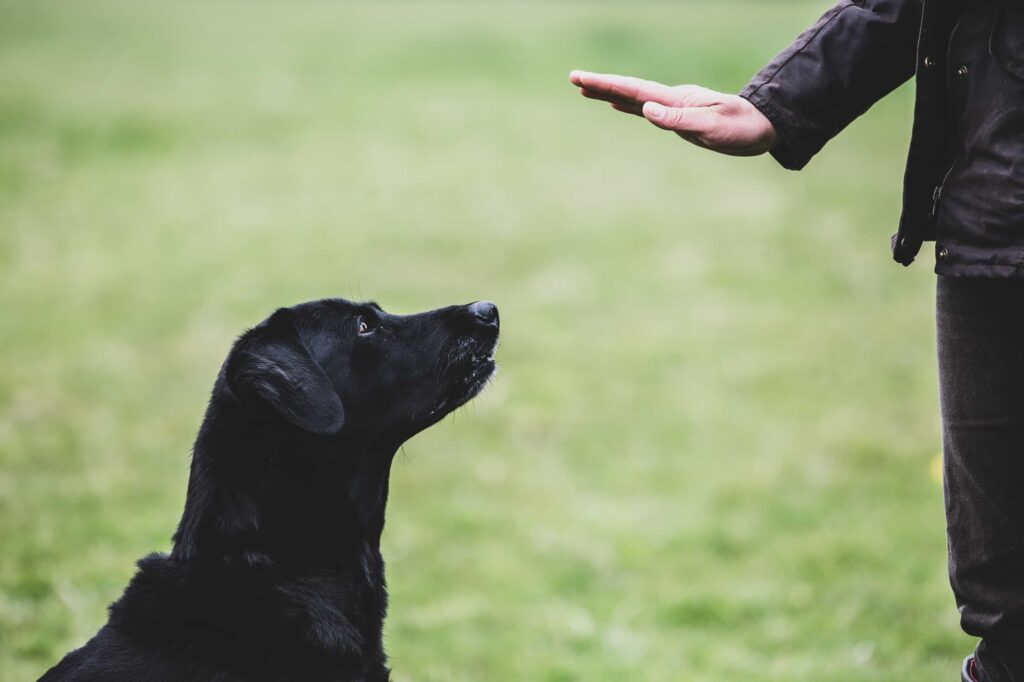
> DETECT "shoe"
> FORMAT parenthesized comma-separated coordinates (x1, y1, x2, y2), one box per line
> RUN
(963, 655, 978, 682)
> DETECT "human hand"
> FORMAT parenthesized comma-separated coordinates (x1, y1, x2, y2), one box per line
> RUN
(569, 70, 777, 157)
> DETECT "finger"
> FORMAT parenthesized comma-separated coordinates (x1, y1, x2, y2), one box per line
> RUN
(580, 88, 645, 115)
(570, 71, 674, 106)
(642, 101, 715, 133)
(579, 87, 641, 110)
(609, 101, 645, 117)
(578, 87, 617, 103)
(578, 86, 645, 116)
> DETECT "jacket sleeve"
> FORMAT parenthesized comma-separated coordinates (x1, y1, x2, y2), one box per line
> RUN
(740, 0, 922, 170)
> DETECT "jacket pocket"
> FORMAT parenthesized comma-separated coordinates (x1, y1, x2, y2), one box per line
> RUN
(990, 5, 1024, 80)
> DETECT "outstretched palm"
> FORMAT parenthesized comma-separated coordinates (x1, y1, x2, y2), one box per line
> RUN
(570, 70, 776, 157)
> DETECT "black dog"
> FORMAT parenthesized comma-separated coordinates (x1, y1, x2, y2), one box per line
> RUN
(41, 298, 499, 681)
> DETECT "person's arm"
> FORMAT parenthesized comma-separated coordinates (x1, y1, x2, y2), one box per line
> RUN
(570, 0, 921, 168)
(741, 0, 921, 170)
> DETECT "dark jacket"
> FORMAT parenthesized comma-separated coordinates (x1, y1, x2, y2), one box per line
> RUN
(739, 0, 1024, 276)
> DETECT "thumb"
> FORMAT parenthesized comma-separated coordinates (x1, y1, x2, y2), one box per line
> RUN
(642, 101, 713, 133)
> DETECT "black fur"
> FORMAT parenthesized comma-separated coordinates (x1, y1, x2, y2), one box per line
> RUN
(40, 298, 500, 681)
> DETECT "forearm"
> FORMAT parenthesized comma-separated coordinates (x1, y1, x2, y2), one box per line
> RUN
(741, 0, 922, 170)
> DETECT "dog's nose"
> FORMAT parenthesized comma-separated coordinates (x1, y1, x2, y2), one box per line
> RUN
(467, 300, 499, 328)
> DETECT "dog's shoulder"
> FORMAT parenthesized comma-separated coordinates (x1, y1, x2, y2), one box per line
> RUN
(39, 554, 240, 681)
(41, 552, 385, 681)
(118, 553, 380, 678)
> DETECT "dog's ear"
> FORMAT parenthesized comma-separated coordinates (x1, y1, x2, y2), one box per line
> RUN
(227, 319, 345, 435)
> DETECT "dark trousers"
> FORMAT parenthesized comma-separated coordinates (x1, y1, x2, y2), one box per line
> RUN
(938, 276, 1024, 681)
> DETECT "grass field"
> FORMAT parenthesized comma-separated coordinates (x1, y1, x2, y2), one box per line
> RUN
(0, 1, 966, 680)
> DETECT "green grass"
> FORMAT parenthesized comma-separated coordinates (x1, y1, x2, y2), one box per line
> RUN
(0, 1, 965, 679)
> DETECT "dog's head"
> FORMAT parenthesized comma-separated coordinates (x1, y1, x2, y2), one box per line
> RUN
(223, 298, 499, 439)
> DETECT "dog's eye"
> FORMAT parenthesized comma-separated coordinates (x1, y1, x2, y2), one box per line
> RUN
(357, 318, 373, 336)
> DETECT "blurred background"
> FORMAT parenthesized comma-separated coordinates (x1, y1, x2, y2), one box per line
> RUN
(0, 1, 963, 679)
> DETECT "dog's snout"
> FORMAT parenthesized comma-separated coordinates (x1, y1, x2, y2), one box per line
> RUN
(467, 301, 499, 329)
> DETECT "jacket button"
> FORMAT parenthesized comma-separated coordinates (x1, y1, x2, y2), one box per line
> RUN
(923, 56, 935, 68)
(957, 65, 968, 78)
(938, 247, 949, 261)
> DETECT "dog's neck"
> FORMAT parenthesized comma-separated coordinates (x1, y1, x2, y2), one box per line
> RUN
(172, 398, 403, 571)
(153, 399, 400, 675)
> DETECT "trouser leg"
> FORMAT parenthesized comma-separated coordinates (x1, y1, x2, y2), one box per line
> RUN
(937, 276, 1024, 681)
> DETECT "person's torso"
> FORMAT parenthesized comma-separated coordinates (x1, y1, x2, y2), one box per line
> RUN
(922, 1, 1024, 275)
